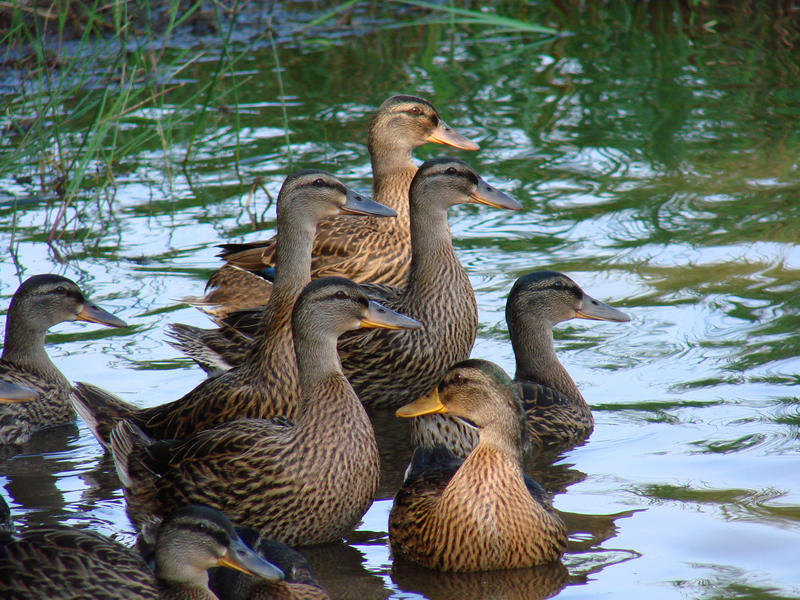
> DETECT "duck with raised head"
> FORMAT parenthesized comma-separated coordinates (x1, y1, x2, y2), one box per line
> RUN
(335, 157, 521, 409)
(410, 271, 630, 457)
(72, 172, 394, 446)
(0, 501, 285, 600)
(389, 359, 567, 572)
(0, 274, 126, 446)
(188, 94, 479, 318)
(109, 277, 420, 546)
(183, 158, 523, 411)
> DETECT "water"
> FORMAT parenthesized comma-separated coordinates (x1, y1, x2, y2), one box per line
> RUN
(2, 3, 800, 598)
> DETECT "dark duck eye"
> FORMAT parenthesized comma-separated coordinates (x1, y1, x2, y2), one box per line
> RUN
(552, 281, 564, 290)
(313, 178, 325, 187)
(446, 167, 457, 175)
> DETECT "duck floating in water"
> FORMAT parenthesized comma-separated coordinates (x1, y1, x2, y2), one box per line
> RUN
(0, 274, 126, 445)
(390, 359, 567, 572)
(410, 271, 630, 457)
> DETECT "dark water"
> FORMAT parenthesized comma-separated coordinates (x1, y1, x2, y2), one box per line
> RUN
(2, 3, 800, 598)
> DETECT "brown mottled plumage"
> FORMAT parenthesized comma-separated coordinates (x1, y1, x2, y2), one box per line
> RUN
(71, 172, 393, 447)
(0, 502, 284, 600)
(110, 278, 420, 546)
(0, 274, 126, 446)
(389, 360, 567, 572)
(188, 158, 523, 410)
(335, 158, 522, 409)
(189, 95, 479, 318)
(410, 272, 631, 458)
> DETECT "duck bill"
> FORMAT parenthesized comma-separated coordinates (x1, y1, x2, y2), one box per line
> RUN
(340, 188, 397, 218)
(218, 537, 285, 582)
(0, 382, 38, 403)
(427, 120, 479, 151)
(468, 177, 522, 211)
(576, 293, 630, 322)
(360, 300, 421, 330)
(76, 303, 127, 328)
(396, 388, 447, 418)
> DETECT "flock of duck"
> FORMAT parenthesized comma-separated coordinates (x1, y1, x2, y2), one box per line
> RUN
(0, 95, 631, 599)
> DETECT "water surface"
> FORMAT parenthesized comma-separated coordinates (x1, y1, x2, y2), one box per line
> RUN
(1, 3, 799, 599)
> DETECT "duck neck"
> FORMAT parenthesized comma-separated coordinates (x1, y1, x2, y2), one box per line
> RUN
(369, 135, 416, 224)
(157, 579, 215, 600)
(293, 325, 355, 420)
(2, 308, 63, 384)
(510, 318, 582, 402)
(404, 200, 464, 305)
(253, 208, 316, 347)
(155, 561, 214, 600)
(459, 435, 526, 488)
(271, 211, 315, 306)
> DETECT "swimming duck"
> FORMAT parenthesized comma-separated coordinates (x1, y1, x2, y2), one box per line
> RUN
(389, 359, 567, 572)
(410, 271, 630, 457)
(0, 274, 126, 445)
(336, 157, 521, 408)
(0, 502, 284, 600)
(177, 158, 523, 411)
(109, 278, 420, 546)
(190, 95, 479, 318)
(209, 527, 330, 600)
(72, 172, 393, 446)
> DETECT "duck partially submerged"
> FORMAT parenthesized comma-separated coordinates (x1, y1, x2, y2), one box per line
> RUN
(0, 502, 284, 600)
(389, 360, 567, 572)
(192, 94, 478, 318)
(110, 278, 420, 546)
(409, 271, 630, 457)
(0, 274, 126, 446)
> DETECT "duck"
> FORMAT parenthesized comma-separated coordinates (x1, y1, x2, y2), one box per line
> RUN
(0, 501, 285, 600)
(109, 277, 420, 546)
(175, 158, 523, 411)
(409, 271, 630, 457)
(0, 274, 126, 445)
(72, 171, 394, 446)
(389, 359, 567, 572)
(188, 94, 479, 319)
(209, 527, 329, 600)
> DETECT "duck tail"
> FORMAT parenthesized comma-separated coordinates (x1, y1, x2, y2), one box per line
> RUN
(109, 419, 152, 489)
(165, 323, 233, 377)
(110, 420, 170, 534)
(70, 382, 137, 450)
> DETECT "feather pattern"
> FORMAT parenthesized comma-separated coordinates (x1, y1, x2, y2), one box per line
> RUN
(109, 279, 408, 546)
(183, 94, 478, 320)
(410, 271, 629, 457)
(389, 360, 567, 572)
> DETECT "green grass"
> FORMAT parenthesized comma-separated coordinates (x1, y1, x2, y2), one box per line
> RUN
(0, 0, 560, 242)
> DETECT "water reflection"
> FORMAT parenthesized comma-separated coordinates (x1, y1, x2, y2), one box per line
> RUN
(2, 2, 800, 599)
(392, 559, 569, 600)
